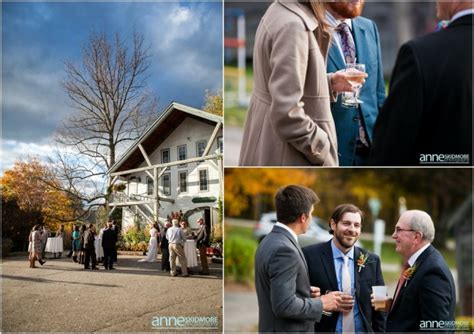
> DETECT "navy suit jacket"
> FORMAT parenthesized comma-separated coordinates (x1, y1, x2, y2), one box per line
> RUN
(386, 245, 456, 332)
(370, 15, 472, 166)
(302, 240, 386, 332)
(327, 17, 386, 166)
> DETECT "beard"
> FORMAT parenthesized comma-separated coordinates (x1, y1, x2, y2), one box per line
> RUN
(327, 1, 365, 19)
(334, 231, 358, 249)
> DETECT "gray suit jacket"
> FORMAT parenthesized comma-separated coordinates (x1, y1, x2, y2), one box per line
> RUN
(255, 225, 323, 332)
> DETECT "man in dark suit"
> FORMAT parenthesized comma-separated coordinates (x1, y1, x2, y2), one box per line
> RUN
(303, 204, 386, 332)
(255, 185, 342, 332)
(102, 221, 117, 270)
(326, 0, 386, 166)
(384, 210, 456, 332)
(370, 1, 473, 166)
(195, 218, 210, 275)
(83, 224, 98, 270)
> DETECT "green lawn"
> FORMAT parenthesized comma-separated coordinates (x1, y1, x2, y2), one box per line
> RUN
(224, 104, 247, 128)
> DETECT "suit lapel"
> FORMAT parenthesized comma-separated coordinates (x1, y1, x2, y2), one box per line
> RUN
(328, 41, 345, 70)
(353, 246, 361, 299)
(390, 245, 435, 313)
(352, 19, 367, 65)
(321, 240, 339, 291)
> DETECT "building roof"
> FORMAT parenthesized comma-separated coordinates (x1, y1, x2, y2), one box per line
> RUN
(109, 102, 222, 175)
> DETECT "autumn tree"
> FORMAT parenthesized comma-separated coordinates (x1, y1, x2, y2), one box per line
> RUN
(224, 168, 316, 218)
(1, 158, 77, 250)
(203, 89, 223, 116)
(53, 30, 158, 212)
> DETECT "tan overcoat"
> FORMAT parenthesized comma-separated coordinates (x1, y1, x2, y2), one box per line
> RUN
(239, 0, 339, 166)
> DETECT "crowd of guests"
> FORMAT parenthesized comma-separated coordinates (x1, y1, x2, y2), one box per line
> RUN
(140, 217, 211, 277)
(27, 217, 211, 276)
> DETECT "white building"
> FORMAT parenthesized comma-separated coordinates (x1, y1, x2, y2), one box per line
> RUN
(108, 102, 223, 231)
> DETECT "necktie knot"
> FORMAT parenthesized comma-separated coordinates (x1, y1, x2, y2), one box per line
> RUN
(336, 22, 351, 34)
(343, 255, 349, 266)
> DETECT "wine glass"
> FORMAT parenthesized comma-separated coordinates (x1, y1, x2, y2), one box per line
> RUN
(341, 63, 366, 107)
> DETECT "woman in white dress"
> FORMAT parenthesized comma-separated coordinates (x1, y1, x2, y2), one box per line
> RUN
(138, 222, 159, 262)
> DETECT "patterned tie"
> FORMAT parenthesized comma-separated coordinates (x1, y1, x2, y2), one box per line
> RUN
(391, 263, 410, 311)
(336, 22, 356, 64)
(342, 255, 355, 333)
(337, 22, 369, 148)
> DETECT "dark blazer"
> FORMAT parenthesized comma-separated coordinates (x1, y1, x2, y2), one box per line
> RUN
(386, 245, 456, 332)
(302, 240, 386, 332)
(196, 224, 210, 247)
(327, 16, 385, 166)
(370, 14, 473, 166)
(255, 225, 323, 332)
(101, 228, 117, 249)
(83, 229, 96, 250)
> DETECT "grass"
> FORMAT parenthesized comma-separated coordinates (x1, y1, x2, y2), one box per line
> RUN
(224, 65, 253, 128)
(225, 224, 254, 240)
(224, 104, 248, 128)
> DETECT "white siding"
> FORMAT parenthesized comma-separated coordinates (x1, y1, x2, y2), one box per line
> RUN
(121, 117, 222, 228)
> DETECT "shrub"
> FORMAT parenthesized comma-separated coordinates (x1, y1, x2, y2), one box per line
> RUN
(224, 235, 257, 285)
(2, 238, 13, 257)
(212, 223, 223, 244)
(120, 225, 150, 251)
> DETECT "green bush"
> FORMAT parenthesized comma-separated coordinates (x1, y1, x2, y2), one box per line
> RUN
(120, 225, 150, 251)
(225, 235, 257, 285)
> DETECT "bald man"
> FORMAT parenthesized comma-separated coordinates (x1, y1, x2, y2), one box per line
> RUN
(370, 1, 473, 166)
(385, 210, 455, 332)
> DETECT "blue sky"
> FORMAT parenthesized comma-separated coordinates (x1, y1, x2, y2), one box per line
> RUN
(1, 1, 222, 172)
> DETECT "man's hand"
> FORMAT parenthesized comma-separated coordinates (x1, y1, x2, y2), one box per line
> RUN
(338, 293, 354, 314)
(310, 286, 321, 298)
(371, 293, 392, 312)
(330, 69, 368, 93)
(320, 291, 342, 312)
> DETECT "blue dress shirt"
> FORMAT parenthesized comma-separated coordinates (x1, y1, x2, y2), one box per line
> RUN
(331, 240, 363, 333)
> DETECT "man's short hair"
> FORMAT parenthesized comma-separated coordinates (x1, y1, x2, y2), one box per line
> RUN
(275, 185, 319, 224)
(329, 204, 364, 235)
(406, 210, 435, 242)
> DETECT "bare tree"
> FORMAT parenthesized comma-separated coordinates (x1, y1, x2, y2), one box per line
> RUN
(52, 31, 158, 212)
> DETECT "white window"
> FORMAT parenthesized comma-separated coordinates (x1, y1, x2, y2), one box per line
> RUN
(199, 169, 208, 191)
(196, 140, 207, 164)
(178, 171, 187, 193)
(217, 136, 223, 154)
(178, 144, 187, 167)
(161, 148, 170, 164)
(147, 177, 153, 196)
(162, 174, 171, 196)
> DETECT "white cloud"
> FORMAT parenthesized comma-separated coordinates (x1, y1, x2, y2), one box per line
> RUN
(1, 139, 56, 173)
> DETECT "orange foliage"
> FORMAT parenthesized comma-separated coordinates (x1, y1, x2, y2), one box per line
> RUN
(1, 158, 75, 228)
(224, 168, 316, 216)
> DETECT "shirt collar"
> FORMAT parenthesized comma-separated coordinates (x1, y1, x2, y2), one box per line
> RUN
(451, 8, 474, 22)
(275, 222, 298, 244)
(408, 243, 431, 267)
(331, 238, 354, 261)
(326, 10, 353, 31)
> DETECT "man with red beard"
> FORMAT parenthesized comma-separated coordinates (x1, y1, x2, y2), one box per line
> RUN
(303, 204, 386, 332)
(326, 0, 386, 166)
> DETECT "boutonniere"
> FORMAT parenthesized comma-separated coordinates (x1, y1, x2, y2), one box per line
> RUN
(402, 264, 417, 287)
(357, 252, 369, 272)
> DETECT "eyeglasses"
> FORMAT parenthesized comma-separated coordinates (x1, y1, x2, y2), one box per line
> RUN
(394, 227, 416, 234)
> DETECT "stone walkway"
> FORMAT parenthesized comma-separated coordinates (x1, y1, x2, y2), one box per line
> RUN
(2, 254, 223, 332)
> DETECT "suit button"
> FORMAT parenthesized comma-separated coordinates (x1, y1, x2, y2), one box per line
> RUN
(353, 116, 360, 121)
